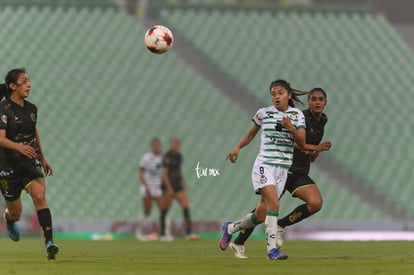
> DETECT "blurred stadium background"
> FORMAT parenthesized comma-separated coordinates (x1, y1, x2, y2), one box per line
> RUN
(0, 0, 413, 240)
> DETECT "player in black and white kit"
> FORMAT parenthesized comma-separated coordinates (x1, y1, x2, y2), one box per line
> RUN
(160, 137, 199, 241)
(229, 88, 332, 259)
(136, 137, 164, 241)
(0, 68, 58, 260)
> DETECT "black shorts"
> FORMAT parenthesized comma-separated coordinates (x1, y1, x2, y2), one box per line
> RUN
(284, 172, 316, 197)
(162, 180, 184, 194)
(0, 159, 44, 202)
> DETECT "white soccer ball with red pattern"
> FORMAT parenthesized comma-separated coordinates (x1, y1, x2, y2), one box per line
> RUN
(144, 25, 174, 54)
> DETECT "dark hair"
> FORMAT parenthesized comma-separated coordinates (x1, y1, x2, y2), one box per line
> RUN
(0, 83, 7, 101)
(0, 67, 27, 100)
(308, 87, 327, 101)
(151, 137, 161, 144)
(269, 79, 307, 107)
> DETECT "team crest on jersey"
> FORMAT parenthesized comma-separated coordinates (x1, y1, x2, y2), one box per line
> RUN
(36, 166, 43, 175)
(289, 112, 298, 121)
(0, 179, 9, 191)
(259, 174, 267, 184)
(30, 113, 36, 122)
(1, 115, 7, 125)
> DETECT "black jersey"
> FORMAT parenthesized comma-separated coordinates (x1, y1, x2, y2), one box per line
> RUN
(0, 147, 12, 170)
(289, 109, 328, 175)
(0, 98, 40, 168)
(162, 150, 182, 185)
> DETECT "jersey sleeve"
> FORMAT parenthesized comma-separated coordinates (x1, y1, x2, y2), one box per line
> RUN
(0, 105, 7, 130)
(251, 108, 264, 128)
(296, 110, 306, 129)
(139, 154, 148, 170)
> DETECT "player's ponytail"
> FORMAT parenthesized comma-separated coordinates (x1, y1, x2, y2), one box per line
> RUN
(0, 83, 8, 101)
(269, 79, 308, 107)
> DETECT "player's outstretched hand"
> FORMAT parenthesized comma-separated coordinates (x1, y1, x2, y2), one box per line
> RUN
(317, 141, 332, 152)
(226, 146, 240, 163)
(42, 158, 54, 176)
(17, 144, 37, 159)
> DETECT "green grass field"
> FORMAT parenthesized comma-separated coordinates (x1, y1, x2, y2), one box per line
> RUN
(1, 238, 414, 275)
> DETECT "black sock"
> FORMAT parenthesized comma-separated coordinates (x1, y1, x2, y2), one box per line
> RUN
(234, 227, 255, 245)
(160, 209, 168, 236)
(183, 208, 192, 235)
(278, 204, 312, 228)
(37, 208, 53, 244)
(234, 208, 256, 245)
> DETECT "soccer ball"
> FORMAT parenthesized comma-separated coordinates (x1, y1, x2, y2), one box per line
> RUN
(144, 25, 174, 54)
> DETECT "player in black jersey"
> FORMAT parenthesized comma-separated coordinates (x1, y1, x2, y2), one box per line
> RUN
(160, 137, 199, 241)
(228, 88, 332, 259)
(0, 68, 59, 260)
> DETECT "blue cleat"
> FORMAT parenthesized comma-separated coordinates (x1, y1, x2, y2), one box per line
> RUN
(266, 248, 288, 260)
(219, 221, 233, 251)
(46, 241, 59, 260)
(3, 212, 20, 241)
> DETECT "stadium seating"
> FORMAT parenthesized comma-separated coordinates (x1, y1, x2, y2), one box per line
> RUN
(0, 5, 262, 222)
(160, 6, 414, 215)
(0, 4, 402, 226)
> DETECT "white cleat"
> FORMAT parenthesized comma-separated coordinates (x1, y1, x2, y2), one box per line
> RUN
(160, 235, 174, 242)
(186, 233, 201, 241)
(276, 226, 285, 248)
(229, 242, 248, 259)
(135, 232, 149, 241)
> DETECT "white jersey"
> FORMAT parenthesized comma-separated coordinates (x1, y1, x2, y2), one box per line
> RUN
(139, 152, 162, 187)
(252, 105, 305, 168)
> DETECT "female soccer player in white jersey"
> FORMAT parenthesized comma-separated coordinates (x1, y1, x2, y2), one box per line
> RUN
(229, 88, 332, 259)
(136, 137, 164, 241)
(220, 79, 306, 260)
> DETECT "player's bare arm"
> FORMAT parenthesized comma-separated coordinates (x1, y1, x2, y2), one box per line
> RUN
(227, 123, 260, 163)
(294, 141, 332, 152)
(281, 116, 306, 148)
(139, 167, 151, 196)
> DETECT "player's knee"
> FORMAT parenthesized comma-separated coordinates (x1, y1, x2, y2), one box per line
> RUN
(31, 192, 47, 207)
(308, 197, 323, 213)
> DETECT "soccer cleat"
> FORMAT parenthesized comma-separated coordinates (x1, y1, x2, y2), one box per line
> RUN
(135, 232, 149, 241)
(276, 226, 285, 248)
(146, 232, 159, 241)
(46, 241, 59, 260)
(266, 248, 288, 260)
(160, 235, 174, 242)
(186, 233, 201, 241)
(219, 221, 233, 251)
(3, 211, 20, 242)
(229, 242, 248, 259)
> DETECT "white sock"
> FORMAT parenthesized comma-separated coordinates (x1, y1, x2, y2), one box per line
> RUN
(138, 215, 148, 234)
(228, 213, 258, 234)
(265, 212, 278, 252)
(165, 217, 172, 237)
